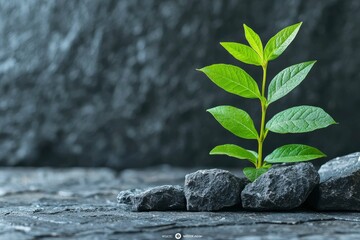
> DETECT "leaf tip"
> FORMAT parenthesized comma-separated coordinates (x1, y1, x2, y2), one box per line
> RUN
(317, 149, 327, 158)
(205, 108, 214, 114)
(330, 117, 339, 125)
(196, 66, 208, 73)
(209, 145, 222, 155)
(209, 146, 218, 155)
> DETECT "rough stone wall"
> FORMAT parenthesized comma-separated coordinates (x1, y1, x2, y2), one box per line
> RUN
(0, 0, 358, 168)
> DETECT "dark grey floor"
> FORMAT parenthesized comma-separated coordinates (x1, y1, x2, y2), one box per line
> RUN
(0, 166, 359, 240)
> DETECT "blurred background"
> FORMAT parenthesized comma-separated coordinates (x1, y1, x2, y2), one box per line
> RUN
(0, 0, 358, 169)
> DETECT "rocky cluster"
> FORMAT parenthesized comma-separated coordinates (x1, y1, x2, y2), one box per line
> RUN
(117, 153, 360, 211)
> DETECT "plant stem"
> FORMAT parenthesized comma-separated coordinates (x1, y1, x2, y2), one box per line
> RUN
(257, 63, 268, 168)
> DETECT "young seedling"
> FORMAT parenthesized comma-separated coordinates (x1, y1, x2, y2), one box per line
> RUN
(197, 22, 337, 182)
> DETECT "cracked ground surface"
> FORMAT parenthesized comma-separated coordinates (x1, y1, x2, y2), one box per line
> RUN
(0, 166, 359, 240)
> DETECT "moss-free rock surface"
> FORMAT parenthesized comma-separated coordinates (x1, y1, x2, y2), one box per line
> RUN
(1, 166, 360, 239)
(309, 152, 360, 211)
(131, 185, 186, 211)
(184, 169, 247, 211)
(241, 163, 319, 210)
(117, 188, 143, 205)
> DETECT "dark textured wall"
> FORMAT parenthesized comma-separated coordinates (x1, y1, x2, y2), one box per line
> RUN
(0, 0, 358, 168)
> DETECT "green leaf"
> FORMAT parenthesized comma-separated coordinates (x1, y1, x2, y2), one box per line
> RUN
(220, 42, 262, 66)
(243, 24, 263, 60)
(266, 105, 336, 133)
(268, 61, 316, 104)
(262, 162, 272, 169)
(265, 144, 326, 163)
(248, 150, 259, 160)
(207, 105, 258, 140)
(243, 167, 268, 182)
(264, 22, 302, 61)
(198, 64, 261, 99)
(210, 144, 257, 166)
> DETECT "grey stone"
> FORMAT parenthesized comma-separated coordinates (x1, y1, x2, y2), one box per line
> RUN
(2, 166, 360, 239)
(309, 152, 360, 211)
(132, 185, 186, 211)
(117, 188, 143, 205)
(241, 163, 319, 210)
(0, 0, 357, 168)
(184, 169, 248, 211)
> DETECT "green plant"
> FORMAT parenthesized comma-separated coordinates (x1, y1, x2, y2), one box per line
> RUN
(197, 22, 337, 182)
